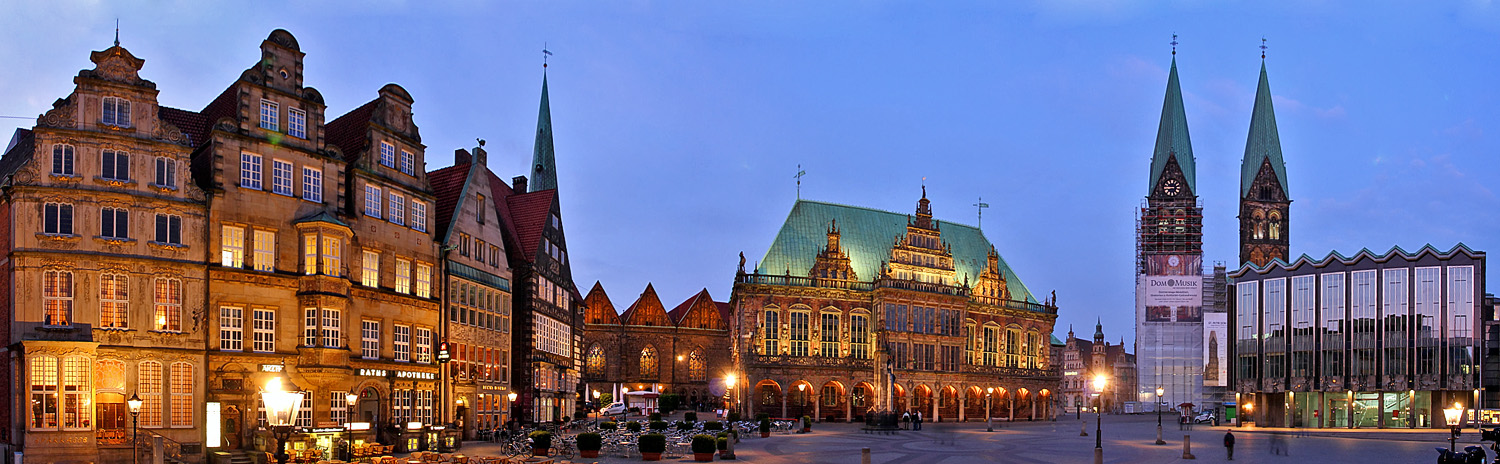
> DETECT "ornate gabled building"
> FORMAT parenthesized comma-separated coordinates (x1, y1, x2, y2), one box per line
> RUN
(428, 143, 516, 440)
(1060, 323, 1138, 414)
(0, 38, 211, 464)
(580, 284, 734, 412)
(1238, 59, 1292, 269)
(730, 193, 1060, 423)
(504, 72, 583, 425)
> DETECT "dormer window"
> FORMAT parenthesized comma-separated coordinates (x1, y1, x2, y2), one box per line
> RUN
(51, 144, 74, 176)
(260, 100, 279, 131)
(399, 150, 415, 176)
(380, 142, 396, 168)
(102, 97, 131, 127)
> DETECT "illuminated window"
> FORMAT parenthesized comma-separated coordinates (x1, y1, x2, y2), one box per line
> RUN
(688, 349, 706, 381)
(331, 391, 348, 425)
(585, 344, 605, 378)
(43, 270, 73, 327)
(100, 273, 129, 329)
(321, 236, 341, 277)
(29, 356, 58, 429)
(394, 324, 411, 362)
(415, 263, 431, 298)
(322, 308, 341, 348)
(169, 362, 192, 427)
(639, 345, 658, 379)
(395, 258, 411, 294)
(254, 230, 275, 272)
(138, 361, 162, 427)
(362, 320, 380, 359)
(362, 251, 380, 287)
(415, 327, 432, 363)
(221, 225, 244, 268)
(153, 278, 182, 331)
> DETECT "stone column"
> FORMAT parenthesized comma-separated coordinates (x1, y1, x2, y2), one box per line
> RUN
(846, 394, 853, 423)
(814, 395, 821, 421)
(932, 391, 940, 422)
(1008, 395, 1015, 422)
(1031, 395, 1037, 421)
(782, 393, 788, 419)
(959, 394, 966, 422)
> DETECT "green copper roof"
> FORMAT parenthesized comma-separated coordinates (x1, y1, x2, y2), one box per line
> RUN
(1148, 58, 1196, 196)
(1240, 62, 1289, 198)
(754, 199, 1038, 304)
(291, 210, 349, 227)
(529, 74, 557, 192)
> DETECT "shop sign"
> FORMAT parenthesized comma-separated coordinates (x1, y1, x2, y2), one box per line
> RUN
(261, 364, 284, 373)
(358, 368, 435, 380)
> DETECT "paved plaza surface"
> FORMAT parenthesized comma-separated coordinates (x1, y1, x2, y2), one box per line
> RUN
(457, 413, 1485, 464)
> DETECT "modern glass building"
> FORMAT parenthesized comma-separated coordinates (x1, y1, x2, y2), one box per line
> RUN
(1229, 244, 1486, 428)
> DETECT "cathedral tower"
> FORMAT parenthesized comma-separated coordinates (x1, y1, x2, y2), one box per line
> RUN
(1238, 59, 1291, 268)
(529, 73, 557, 192)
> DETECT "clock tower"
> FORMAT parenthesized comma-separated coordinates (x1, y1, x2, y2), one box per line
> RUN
(1139, 57, 1203, 262)
(1238, 59, 1291, 268)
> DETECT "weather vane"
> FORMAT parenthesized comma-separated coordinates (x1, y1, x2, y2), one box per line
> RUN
(543, 43, 552, 68)
(973, 197, 990, 229)
(1171, 33, 1178, 56)
(115, 18, 120, 47)
(1261, 37, 1267, 60)
(794, 165, 807, 199)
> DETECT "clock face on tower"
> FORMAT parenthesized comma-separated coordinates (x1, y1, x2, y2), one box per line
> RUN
(1162, 178, 1182, 196)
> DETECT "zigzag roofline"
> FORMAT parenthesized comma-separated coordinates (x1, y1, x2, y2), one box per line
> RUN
(1230, 243, 1483, 277)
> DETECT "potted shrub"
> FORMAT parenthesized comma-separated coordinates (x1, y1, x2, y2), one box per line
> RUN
(728, 411, 742, 422)
(638, 433, 667, 461)
(691, 434, 716, 462)
(576, 432, 602, 458)
(717, 436, 731, 458)
(626, 421, 643, 433)
(676, 420, 693, 431)
(758, 418, 771, 438)
(801, 415, 812, 433)
(755, 413, 770, 422)
(649, 412, 662, 421)
(528, 430, 552, 456)
(704, 421, 723, 431)
(685, 411, 698, 422)
(601, 421, 619, 431)
(649, 420, 668, 431)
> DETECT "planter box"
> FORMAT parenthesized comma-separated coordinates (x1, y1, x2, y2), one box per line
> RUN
(760, 432, 770, 438)
(580, 450, 599, 458)
(641, 451, 663, 461)
(532, 448, 549, 457)
(695, 452, 714, 462)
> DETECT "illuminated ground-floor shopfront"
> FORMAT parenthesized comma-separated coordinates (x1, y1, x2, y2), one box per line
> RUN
(1238, 390, 1477, 428)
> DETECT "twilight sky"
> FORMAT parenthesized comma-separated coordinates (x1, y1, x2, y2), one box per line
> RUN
(3, 1, 1497, 343)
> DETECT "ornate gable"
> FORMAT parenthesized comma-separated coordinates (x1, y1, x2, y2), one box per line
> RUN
(82, 45, 152, 88)
(972, 246, 1012, 303)
(807, 219, 856, 281)
(669, 289, 726, 330)
(584, 281, 619, 325)
(620, 284, 673, 327)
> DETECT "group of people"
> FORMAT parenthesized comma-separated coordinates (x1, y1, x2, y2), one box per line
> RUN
(900, 410, 925, 430)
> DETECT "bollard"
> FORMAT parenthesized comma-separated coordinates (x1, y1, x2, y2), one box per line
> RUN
(1181, 434, 1196, 459)
(1080, 421, 1088, 436)
(862, 447, 871, 464)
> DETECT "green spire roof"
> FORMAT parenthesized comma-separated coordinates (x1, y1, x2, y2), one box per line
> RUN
(1241, 62, 1289, 198)
(529, 74, 557, 192)
(755, 199, 1038, 304)
(1148, 58, 1196, 195)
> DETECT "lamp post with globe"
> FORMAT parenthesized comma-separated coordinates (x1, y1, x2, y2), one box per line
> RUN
(127, 393, 143, 464)
(343, 393, 359, 460)
(1092, 375, 1106, 464)
(261, 377, 305, 464)
(1154, 387, 1165, 445)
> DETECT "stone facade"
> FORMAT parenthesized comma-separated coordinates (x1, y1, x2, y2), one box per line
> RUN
(580, 284, 733, 412)
(0, 41, 211, 463)
(731, 193, 1060, 423)
(1059, 324, 1137, 414)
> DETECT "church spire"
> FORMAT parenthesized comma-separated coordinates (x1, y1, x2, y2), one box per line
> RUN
(1240, 61, 1288, 199)
(1148, 56, 1196, 197)
(529, 73, 557, 192)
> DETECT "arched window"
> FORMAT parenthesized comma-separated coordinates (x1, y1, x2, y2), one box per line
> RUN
(762, 310, 780, 355)
(586, 344, 606, 378)
(1252, 210, 1266, 240)
(1268, 212, 1281, 240)
(688, 349, 706, 381)
(639, 345, 658, 379)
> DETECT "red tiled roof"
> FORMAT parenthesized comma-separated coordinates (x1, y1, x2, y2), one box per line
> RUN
(428, 163, 470, 240)
(158, 106, 208, 147)
(667, 289, 726, 330)
(0, 128, 35, 178)
(485, 171, 524, 264)
(715, 302, 733, 327)
(198, 83, 239, 140)
(325, 98, 378, 161)
(504, 188, 555, 264)
(584, 281, 620, 325)
(619, 284, 673, 327)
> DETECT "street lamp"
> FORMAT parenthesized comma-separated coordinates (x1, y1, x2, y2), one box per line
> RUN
(344, 393, 359, 460)
(1444, 402, 1465, 451)
(725, 374, 737, 418)
(1092, 375, 1106, 464)
(127, 393, 143, 464)
(1154, 387, 1165, 445)
(261, 377, 305, 464)
(507, 392, 518, 430)
(986, 388, 994, 432)
(592, 390, 601, 419)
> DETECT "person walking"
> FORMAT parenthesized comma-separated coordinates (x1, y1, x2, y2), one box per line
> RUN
(1223, 430, 1235, 461)
(914, 411, 923, 430)
(902, 411, 911, 430)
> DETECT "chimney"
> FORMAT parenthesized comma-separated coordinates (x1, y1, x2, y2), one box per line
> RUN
(512, 175, 528, 192)
(474, 146, 487, 166)
(454, 148, 472, 166)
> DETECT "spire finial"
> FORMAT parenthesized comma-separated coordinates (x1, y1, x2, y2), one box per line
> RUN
(973, 196, 990, 229)
(114, 18, 120, 47)
(794, 164, 807, 200)
(542, 43, 552, 69)
(1260, 37, 1267, 60)
(921, 177, 927, 198)
(1171, 33, 1178, 56)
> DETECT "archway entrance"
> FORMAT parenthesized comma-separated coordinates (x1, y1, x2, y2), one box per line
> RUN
(939, 386, 958, 421)
(755, 381, 782, 418)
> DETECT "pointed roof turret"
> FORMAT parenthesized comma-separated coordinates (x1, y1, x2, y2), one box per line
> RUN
(1148, 58, 1196, 196)
(1094, 318, 1104, 339)
(1240, 61, 1289, 198)
(529, 74, 557, 192)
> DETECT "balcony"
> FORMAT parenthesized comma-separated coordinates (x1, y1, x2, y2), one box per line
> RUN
(735, 273, 874, 291)
(875, 277, 969, 297)
(961, 364, 1058, 380)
